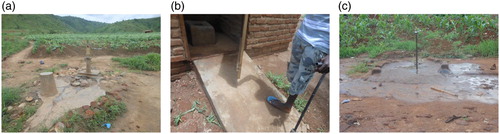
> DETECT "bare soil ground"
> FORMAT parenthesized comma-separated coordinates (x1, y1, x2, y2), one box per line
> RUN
(340, 53, 498, 132)
(170, 71, 224, 132)
(2, 45, 160, 132)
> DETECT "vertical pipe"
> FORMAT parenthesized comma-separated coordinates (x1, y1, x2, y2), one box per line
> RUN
(415, 31, 418, 74)
(86, 45, 91, 74)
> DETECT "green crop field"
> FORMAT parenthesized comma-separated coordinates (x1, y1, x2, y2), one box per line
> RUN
(26, 33, 161, 54)
(340, 14, 498, 58)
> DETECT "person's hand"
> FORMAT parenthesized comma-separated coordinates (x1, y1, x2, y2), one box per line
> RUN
(316, 55, 329, 74)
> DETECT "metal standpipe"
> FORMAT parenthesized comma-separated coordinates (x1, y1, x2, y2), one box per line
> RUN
(415, 30, 418, 74)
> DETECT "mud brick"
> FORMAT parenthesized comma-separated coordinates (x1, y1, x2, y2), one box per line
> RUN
(171, 39, 183, 47)
(185, 21, 216, 46)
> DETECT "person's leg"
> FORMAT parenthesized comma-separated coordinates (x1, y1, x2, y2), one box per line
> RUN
(268, 38, 326, 113)
(267, 36, 304, 113)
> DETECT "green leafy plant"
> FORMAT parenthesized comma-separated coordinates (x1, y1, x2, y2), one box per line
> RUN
(265, 72, 291, 92)
(294, 97, 308, 113)
(206, 113, 222, 128)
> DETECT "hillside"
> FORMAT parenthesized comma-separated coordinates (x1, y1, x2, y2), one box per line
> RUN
(56, 16, 107, 33)
(2, 14, 160, 33)
(95, 17, 161, 33)
(2, 14, 75, 34)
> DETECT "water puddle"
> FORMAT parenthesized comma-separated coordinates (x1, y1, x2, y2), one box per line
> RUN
(340, 60, 498, 104)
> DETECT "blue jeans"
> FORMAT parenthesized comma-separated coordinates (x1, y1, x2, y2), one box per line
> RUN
(287, 36, 327, 95)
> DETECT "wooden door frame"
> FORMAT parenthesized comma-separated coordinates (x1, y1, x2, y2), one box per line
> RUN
(236, 14, 249, 79)
(179, 15, 191, 61)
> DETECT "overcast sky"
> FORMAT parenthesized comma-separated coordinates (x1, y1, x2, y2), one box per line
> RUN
(55, 14, 160, 23)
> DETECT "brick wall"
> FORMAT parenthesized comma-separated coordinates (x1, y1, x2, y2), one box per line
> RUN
(171, 14, 191, 79)
(245, 14, 301, 57)
(171, 14, 187, 62)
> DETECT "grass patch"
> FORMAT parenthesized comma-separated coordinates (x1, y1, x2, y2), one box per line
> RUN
(2, 32, 30, 59)
(476, 40, 498, 57)
(340, 46, 368, 58)
(265, 72, 291, 92)
(347, 62, 372, 75)
(2, 87, 23, 107)
(294, 97, 308, 113)
(444, 31, 459, 41)
(392, 40, 417, 51)
(57, 95, 127, 132)
(2, 87, 38, 132)
(112, 53, 160, 71)
(59, 63, 68, 68)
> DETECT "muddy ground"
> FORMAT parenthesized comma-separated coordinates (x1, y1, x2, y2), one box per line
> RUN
(2, 45, 160, 132)
(340, 53, 498, 132)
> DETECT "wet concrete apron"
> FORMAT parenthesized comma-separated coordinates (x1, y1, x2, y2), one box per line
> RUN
(341, 60, 498, 104)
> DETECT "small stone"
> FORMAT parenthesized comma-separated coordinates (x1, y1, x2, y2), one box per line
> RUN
(25, 96, 34, 102)
(85, 109, 95, 117)
(101, 80, 108, 84)
(110, 80, 118, 83)
(71, 81, 81, 86)
(54, 122, 65, 132)
(7, 106, 13, 111)
(33, 80, 39, 86)
(351, 97, 362, 101)
(465, 129, 472, 132)
(372, 87, 377, 90)
(82, 105, 90, 110)
(100, 97, 109, 105)
(18, 103, 26, 108)
(80, 80, 89, 87)
(90, 101, 98, 108)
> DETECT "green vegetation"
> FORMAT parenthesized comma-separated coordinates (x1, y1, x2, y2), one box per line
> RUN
(27, 33, 161, 53)
(206, 113, 222, 128)
(173, 101, 206, 126)
(59, 63, 68, 68)
(340, 14, 498, 58)
(57, 95, 127, 132)
(2, 14, 160, 58)
(2, 87, 22, 108)
(2, 30, 30, 58)
(347, 62, 372, 75)
(2, 87, 39, 132)
(112, 53, 161, 71)
(265, 72, 291, 92)
(294, 97, 308, 113)
(2, 14, 160, 34)
(95, 17, 161, 33)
